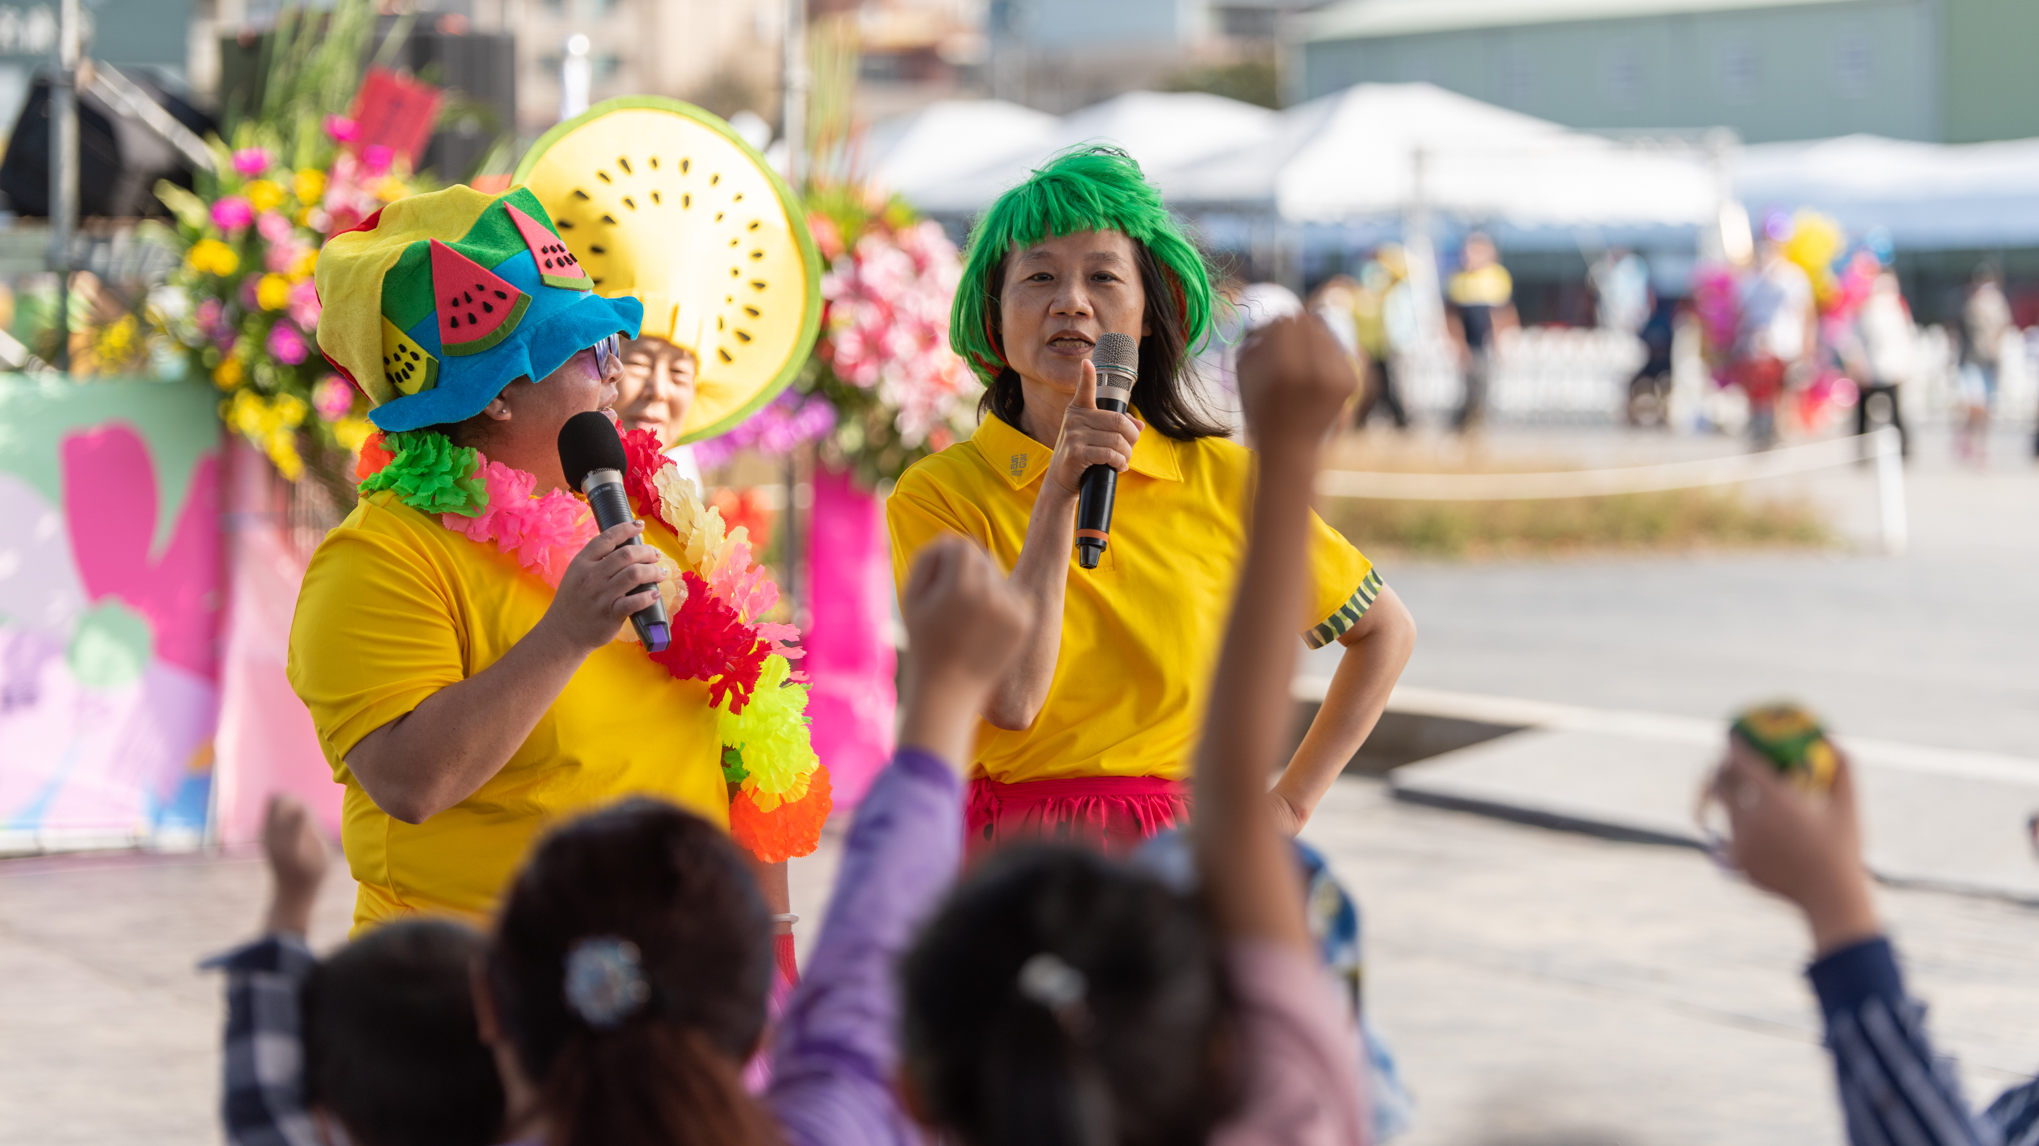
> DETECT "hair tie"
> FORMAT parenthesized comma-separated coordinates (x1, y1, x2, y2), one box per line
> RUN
(563, 936, 651, 1030)
(1018, 952, 1085, 1008)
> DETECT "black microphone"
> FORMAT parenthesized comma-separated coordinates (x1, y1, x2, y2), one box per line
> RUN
(558, 411, 671, 653)
(1075, 332, 1137, 570)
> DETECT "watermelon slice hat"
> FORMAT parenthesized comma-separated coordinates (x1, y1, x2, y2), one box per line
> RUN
(313, 184, 644, 432)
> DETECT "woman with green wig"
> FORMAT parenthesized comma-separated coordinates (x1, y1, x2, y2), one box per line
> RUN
(886, 147, 1417, 853)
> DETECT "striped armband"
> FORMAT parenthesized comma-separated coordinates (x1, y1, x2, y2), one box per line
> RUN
(1305, 568, 1383, 650)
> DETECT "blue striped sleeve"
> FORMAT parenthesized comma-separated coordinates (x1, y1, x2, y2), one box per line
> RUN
(1809, 937, 2000, 1146)
(203, 934, 323, 1146)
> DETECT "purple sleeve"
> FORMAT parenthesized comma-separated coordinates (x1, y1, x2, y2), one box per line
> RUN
(767, 749, 961, 1146)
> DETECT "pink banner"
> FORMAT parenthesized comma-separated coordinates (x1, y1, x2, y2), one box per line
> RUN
(211, 439, 344, 846)
(800, 468, 896, 808)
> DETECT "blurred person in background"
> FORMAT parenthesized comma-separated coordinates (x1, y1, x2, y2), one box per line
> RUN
(1958, 263, 2012, 463)
(1734, 238, 1814, 449)
(1308, 273, 1368, 431)
(1354, 246, 1413, 430)
(1446, 232, 1516, 431)
(1590, 247, 1652, 338)
(616, 335, 704, 488)
(1844, 267, 1916, 457)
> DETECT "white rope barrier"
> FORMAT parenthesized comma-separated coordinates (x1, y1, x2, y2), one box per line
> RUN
(1317, 426, 1908, 555)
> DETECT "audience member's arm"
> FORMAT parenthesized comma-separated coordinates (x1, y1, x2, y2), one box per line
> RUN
(1196, 314, 1357, 950)
(1715, 748, 1997, 1146)
(207, 797, 329, 1146)
(768, 537, 1032, 1146)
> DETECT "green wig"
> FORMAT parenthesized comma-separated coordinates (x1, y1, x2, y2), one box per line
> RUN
(950, 147, 1225, 441)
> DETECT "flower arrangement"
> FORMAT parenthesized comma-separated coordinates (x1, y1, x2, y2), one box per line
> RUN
(119, 1, 428, 485)
(693, 185, 977, 489)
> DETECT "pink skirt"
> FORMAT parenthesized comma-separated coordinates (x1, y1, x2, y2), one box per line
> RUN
(965, 775, 1192, 860)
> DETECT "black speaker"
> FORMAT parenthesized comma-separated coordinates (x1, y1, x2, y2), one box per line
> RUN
(0, 72, 217, 217)
(396, 30, 517, 184)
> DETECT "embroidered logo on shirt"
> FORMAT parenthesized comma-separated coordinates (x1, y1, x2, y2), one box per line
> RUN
(1010, 454, 1028, 479)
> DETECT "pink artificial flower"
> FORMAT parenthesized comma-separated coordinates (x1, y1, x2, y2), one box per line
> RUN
(256, 211, 294, 242)
(287, 279, 321, 331)
(195, 298, 223, 336)
(266, 321, 309, 365)
(312, 374, 354, 421)
(239, 274, 263, 311)
(232, 148, 272, 176)
(324, 115, 361, 143)
(265, 238, 309, 274)
(212, 196, 255, 232)
(361, 144, 394, 175)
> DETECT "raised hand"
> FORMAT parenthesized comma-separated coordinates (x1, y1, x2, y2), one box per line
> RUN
(262, 794, 329, 937)
(1712, 739, 1880, 955)
(1043, 360, 1142, 500)
(1236, 313, 1359, 449)
(900, 535, 1037, 767)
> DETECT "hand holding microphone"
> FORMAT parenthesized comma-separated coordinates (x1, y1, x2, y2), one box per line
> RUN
(553, 411, 672, 653)
(1043, 333, 1141, 569)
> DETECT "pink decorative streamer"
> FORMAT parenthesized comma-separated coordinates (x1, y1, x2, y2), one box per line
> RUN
(800, 468, 896, 807)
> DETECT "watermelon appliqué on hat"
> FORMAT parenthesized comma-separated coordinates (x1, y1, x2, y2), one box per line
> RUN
(314, 184, 643, 433)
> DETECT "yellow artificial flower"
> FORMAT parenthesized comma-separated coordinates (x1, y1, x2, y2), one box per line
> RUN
(256, 273, 292, 311)
(187, 239, 239, 277)
(332, 415, 374, 453)
(245, 179, 286, 213)
(652, 467, 728, 575)
(224, 390, 309, 481)
(291, 168, 327, 205)
(93, 315, 139, 374)
(290, 248, 318, 279)
(372, 176, 410, 204)
(212, 356, 245, 390)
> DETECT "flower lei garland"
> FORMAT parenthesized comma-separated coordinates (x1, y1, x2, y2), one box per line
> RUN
(354, 425, 830, 863)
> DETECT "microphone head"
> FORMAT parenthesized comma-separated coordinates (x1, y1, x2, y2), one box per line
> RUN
(558, 411, 629, 492)
(1091, 333, 1139, 379)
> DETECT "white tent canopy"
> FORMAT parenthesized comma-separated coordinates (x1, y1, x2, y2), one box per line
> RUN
(1159, 83, 1717, 227)
(860, 99, 1059, 204)
(902, 91, 1280, 215)
(1734, 134, 2039, 249)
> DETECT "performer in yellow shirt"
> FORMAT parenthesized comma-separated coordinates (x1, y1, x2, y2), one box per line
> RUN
(887, 147, 1417, 855)
(291, 185, 825, 934)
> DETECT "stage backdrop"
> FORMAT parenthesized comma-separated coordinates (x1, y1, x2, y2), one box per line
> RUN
(0, 378, 223, 850)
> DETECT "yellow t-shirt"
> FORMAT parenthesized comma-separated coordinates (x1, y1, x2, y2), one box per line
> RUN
(886, 414, 1381, 785)
(287, 490, 728, 935)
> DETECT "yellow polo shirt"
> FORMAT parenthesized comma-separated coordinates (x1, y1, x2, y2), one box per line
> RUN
(887, 414, 1381, 785)
(288, 490, 727, 935)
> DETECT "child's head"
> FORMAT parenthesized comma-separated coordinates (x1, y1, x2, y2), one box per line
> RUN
(303, 919, 504, 1146)
(487, 797, 778, 1146)
(901, 846, 1240, 1146)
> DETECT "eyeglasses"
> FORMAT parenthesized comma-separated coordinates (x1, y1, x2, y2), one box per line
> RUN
(589, 334, 620, 377)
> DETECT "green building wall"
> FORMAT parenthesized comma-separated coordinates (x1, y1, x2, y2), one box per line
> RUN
(1305, 0, 2039, 144)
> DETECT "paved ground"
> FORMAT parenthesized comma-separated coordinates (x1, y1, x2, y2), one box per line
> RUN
(1307, 424, 2039, 759)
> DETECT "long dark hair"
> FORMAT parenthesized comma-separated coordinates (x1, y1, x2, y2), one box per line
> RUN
(488, 798, 781, 1146)
(901, 846, 1240, 1146)
(976, 237, 1228, 441)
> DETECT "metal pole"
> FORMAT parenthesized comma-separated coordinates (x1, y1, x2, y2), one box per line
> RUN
(49, 0, 79, 373)
(781, 0, 807, 189)
(1873, 425, 1907, 557)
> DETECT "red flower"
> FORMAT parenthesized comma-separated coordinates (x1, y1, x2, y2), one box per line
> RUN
(620, 425, 677, 528)
(649, 572, 770, 711)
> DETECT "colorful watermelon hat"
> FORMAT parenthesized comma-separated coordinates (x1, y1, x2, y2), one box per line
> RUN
(513, 96, 822, 444)
(314, 184, 644, 432)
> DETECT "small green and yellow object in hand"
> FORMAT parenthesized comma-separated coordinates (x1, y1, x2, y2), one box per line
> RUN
(1731, 701, 1840, 793)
